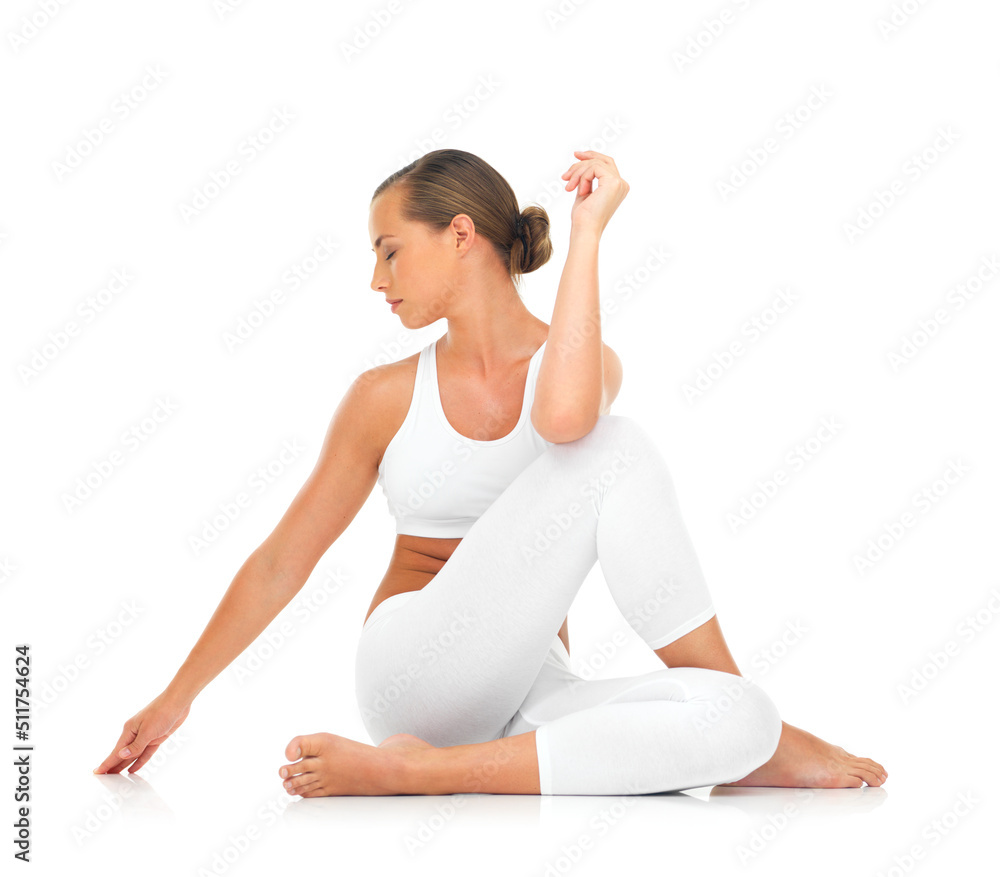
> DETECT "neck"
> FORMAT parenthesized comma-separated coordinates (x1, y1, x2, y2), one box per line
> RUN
(438, 277, 546, 373)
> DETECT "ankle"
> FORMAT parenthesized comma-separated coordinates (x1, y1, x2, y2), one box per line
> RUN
(347, 744, 411, 795)
(392, 745, 448, 796)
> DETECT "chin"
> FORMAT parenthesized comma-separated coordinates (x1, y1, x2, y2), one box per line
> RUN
(399, 309, 436, 330)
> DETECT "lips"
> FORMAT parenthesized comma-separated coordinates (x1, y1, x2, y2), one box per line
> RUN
(386, 299, 402, 305)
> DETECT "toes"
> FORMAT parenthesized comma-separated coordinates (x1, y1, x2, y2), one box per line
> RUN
(279, 760, 313, 780)
(285, 732, 331, 763)
(851, 761, 883, 787)
(284, 771, 315, 794)
(855, 757, 887, 785)
(285, 735, 305, 762)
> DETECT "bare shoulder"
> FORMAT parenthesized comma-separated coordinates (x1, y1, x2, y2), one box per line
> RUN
(351, 348, 422, 469)
(252, 349, 422, 583)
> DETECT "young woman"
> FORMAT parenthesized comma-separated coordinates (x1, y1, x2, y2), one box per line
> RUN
(95, 149, 887, 796)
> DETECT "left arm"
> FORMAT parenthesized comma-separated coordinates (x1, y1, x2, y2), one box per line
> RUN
(531, 226, 622, 442)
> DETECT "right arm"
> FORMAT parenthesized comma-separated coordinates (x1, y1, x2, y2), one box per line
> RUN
(94, 369, 385, 774)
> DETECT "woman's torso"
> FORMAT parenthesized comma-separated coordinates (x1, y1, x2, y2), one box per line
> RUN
(362, 326, 567, 642)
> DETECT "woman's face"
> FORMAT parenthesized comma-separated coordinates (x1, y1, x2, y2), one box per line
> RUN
(369, 188, 461, 329)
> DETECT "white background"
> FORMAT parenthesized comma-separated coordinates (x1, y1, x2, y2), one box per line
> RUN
(2, 0, 998, 874)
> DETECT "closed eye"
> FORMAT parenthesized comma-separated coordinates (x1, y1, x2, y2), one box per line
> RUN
(385, 251, 396, 261)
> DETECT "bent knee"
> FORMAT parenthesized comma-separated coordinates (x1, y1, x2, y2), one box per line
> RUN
(686, 670, 781, 771)
(728, 678, 782, 770)
(589, 414, 649, 445)
(568, 414, 660, 463)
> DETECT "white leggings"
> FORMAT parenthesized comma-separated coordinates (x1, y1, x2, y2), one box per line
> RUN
(354, 415, 782, 795)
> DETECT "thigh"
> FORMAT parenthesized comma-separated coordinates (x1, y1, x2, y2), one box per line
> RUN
(356, 416, 665, 720)
(355, 589, 570, 748)
(354, 428, 621, 746)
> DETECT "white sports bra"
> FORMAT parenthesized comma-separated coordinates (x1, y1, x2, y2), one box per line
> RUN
(376, 336, 554, 538)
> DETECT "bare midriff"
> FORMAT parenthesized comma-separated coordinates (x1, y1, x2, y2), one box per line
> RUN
(363, 533, 570, 654)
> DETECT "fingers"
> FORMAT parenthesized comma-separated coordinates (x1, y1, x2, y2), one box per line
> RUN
(561, 150, 623, 194)
(564, 165, 600, 195)
(98, 747, 140, 775)
(93, 755, 120, 775)
(572, 166, 599, 198)
(126, 741, 161, 774)
(95, 719, 154, 775)
(93, 728, 139, 775)
(93, 696, 190, 776)
(562, 155, 605, 191)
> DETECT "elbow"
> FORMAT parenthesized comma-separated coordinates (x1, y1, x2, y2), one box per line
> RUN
(533, 409, 601, 444)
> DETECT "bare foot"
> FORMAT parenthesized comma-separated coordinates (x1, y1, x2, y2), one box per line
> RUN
(718, 722, 888, 788)
(278, 732, 429, 797)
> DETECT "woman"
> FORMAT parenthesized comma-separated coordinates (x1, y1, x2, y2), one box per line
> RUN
(94, 149, 887, 796)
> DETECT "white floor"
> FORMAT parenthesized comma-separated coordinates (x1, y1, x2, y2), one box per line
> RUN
(52, 723, 991, 876)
